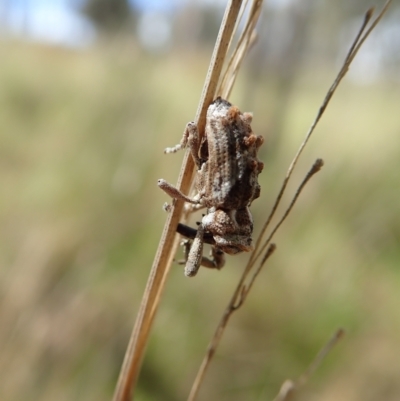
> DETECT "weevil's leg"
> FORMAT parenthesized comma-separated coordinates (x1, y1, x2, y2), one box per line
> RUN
(164, 122, 203, 169)
(157, 179, 199, 204)
(185, 224, 204, 277)
(176, 239, 191, 265)
(163, 202, 172, 213)
(177, 236, 224, 273)
(183, 202, 206, 214)
(200, 246, 225, 270)
(177, 223, 215, 244)
(186, 122, 202, 169)
(164, 122, 191, 154)
(177, 239, 220, 268)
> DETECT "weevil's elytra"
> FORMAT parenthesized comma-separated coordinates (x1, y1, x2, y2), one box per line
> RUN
(158, 97, 264, 277)
(205, 98, 263, 210)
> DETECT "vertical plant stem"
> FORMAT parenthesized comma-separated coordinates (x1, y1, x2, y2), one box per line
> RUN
(112, 2, 243, 400)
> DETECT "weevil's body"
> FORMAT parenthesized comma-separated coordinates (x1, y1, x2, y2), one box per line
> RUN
(158, 97, 264, 276)
(197, 98, 263, 210)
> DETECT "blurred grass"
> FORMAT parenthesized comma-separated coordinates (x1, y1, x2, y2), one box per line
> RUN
(1, 39, 400, 401)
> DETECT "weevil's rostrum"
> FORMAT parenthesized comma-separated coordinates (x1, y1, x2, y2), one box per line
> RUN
(158, 97, 264, 277)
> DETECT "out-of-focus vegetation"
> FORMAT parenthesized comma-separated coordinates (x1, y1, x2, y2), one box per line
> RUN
(82, 0, 132, 33)
(1, 2, 400, 401)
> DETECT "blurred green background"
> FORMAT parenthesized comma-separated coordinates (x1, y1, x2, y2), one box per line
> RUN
(1, 1, 400, 400)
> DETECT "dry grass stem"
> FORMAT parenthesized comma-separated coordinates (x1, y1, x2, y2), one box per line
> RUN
(250, 0, 391, 268)
(113, 1, 245, 400)
(219, 0, 263, 98)
(188, 242, 276, 401)
(188, 159, 322, 400)
(272, 329, 346, 401)
(188, 2, 391, 399)
(234, 243, 277, 309)
(184, 3, 264, 399)
(253, 158, 324, 265)
(226, 0, 250, 50)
